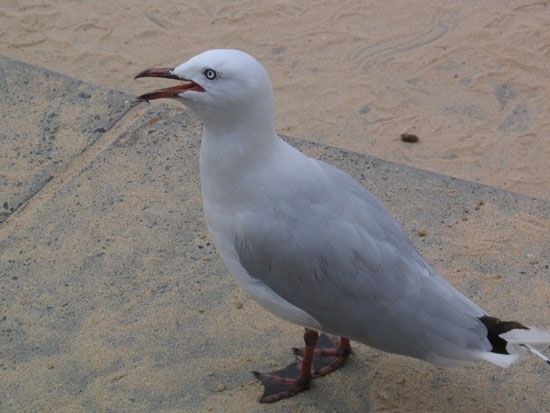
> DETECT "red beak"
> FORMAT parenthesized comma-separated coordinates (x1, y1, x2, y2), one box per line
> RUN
(134, 67, 204, 101)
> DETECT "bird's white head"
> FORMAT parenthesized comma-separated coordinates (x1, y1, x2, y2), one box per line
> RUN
(135, 49, 275, 136)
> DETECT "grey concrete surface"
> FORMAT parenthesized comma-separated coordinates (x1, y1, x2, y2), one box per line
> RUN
(0, 57, 548, 412)
(0, 56, 133, 223)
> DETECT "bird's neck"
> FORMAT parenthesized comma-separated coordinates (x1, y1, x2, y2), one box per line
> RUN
(198, 115, 282, 213)
(200, 94, 276, 137)
(200, 123, 279, 180)
(199, 95, 278, 176)
(197, 92, 290, 216)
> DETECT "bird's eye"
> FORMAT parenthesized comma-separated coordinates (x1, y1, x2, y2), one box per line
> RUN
(204, 69, 218, 80)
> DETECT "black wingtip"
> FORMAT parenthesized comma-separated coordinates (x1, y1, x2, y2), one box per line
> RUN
(480, 315, 528, 354)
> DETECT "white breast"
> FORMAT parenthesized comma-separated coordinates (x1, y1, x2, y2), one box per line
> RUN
(199, 130, 322, 329)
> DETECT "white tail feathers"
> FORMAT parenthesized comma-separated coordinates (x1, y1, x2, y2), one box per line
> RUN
(521, 344, 550, 364)
(501, 328, 550, 365)
(476, 351, 518, 368)
(430, 326, 550, 368)
(501, 328, 550, 344)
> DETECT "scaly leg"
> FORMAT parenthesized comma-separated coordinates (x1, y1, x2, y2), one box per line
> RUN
(293, 333, 351, 377)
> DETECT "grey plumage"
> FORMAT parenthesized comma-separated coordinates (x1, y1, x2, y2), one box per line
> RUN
(234, 157, 490, 365)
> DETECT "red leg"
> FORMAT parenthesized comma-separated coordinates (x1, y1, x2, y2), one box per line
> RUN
(293, 334, 351, 377)
(253, 329, 319, 403)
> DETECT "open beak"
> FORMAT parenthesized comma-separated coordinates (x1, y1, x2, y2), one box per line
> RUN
(134, 67, 204, 101)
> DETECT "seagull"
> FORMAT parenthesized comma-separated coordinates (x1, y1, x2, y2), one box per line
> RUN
(135, 49, 550, 403)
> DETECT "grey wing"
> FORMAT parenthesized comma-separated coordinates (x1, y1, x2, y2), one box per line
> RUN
(235, 160, 491, 363)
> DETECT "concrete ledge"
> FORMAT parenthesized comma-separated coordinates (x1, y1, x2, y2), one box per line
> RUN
(0, 57, 548, 412)
(0, 56, 134, 223)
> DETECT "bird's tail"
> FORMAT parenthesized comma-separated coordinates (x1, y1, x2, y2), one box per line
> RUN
(479, 316, 550, 367)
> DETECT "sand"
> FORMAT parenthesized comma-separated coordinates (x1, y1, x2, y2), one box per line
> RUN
(1, 0, 549, 200)
(1, 23, 549, 413)
(1, 66, 548, 409)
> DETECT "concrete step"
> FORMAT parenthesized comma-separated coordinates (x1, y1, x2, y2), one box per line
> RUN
(0, 56, 548, 412)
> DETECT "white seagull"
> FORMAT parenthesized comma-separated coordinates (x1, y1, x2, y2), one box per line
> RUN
(135, 49, 549, 403)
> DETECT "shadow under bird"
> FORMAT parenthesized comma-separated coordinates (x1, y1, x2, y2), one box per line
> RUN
(135, 49, 550, 403)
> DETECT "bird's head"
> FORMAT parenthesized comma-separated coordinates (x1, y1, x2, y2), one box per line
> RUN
(135, 49, 275, 132)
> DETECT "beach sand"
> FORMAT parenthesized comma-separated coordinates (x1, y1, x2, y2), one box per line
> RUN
(1, 2, 549, 412)
(1, 0, 549, 199)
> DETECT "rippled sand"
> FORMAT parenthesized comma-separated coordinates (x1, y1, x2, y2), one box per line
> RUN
(1, 1, 549, 199)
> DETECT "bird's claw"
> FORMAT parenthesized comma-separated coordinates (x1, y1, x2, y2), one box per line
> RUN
(253, 362, 311, 403)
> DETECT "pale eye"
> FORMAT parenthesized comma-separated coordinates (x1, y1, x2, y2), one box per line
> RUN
(204, 69, 218, 80)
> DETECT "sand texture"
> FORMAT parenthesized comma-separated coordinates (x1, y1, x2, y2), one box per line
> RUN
(0, 57, 549, 412)
(1, 1, 549, 199)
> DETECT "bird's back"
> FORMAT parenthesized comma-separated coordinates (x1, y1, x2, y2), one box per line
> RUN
(231, 142, 493, 365)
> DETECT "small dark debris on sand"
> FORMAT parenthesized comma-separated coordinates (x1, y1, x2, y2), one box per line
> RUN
(400, 133, 419, 143)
